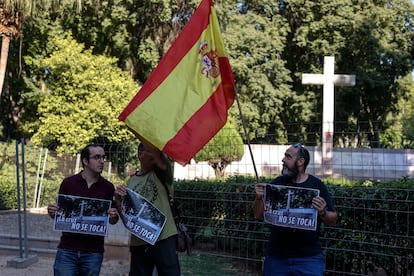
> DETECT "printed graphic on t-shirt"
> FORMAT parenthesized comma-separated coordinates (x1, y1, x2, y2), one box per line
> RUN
(54, 194, 111, 236)
(119, 188, 166, 245)
(264, 184, 319, 231)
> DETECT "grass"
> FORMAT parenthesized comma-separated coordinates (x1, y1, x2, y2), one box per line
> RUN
(179, 250, 260, 276)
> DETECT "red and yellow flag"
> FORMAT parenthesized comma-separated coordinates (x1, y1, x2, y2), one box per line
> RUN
(118, 0, 235, 166)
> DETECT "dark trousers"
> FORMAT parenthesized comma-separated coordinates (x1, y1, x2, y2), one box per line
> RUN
(129, 235, 180, 276)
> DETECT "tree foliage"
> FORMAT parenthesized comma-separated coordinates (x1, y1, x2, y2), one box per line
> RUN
(1, 0, 414, 152)
(0, 140, 64, 209)
(194, 122, 244, 178)
(55, 0, 199, 81)
(380, 74, 414, 148)
(29, 34, 138, 153)
(280, 0, 414, 147)
(220, 0, 291, 144)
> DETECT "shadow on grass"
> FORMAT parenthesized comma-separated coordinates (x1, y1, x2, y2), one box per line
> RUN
(179, 250, 261, 276)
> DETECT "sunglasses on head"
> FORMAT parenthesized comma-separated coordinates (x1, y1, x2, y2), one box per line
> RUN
(293, 143, 306, 158)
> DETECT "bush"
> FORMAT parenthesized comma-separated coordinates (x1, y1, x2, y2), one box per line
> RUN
(175, 176, 414, 275)
(0, 141, 66, 210)
(324, 178, 414, 275)
(0, 179, 18, 210)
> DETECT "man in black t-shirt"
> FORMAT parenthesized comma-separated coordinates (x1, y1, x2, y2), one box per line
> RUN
(253, 143, 337, 276)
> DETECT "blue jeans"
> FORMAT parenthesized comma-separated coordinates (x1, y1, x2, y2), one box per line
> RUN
(53, 248, 103, 276)
(263, 253, 324, 276)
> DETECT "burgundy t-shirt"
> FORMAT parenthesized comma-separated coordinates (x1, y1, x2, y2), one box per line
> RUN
(57, 172, 115, 253)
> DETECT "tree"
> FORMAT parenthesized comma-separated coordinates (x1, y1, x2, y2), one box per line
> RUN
(219, 0, 291, 144)
(0, 1, 21, 98)
(3, 0, 414, 150)
(0, 0, 72, 99)
(29, 34, 138, 154)
(0, 0, 85, 140)
(399, 75, 414, 148)
(194, 121, 244, 178)
(380, 73, 414, 148)
(56, 0, 198, 82)
(281, 0, 414, 147)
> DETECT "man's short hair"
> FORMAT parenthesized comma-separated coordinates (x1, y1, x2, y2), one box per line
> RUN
(80, 144, 101, 167)
(138, 142, 145, 152)
(293, 143, 310, 170)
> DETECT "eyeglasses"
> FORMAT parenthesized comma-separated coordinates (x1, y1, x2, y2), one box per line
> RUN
(90, 155, 106, 161)
(293, 143, 306, 158)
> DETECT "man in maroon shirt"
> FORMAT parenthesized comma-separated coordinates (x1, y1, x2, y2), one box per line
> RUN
(47, 144, 119, 276)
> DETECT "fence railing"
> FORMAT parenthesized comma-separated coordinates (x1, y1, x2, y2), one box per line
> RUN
(175, 182, 414, 275)
(1, 140, 413, 275)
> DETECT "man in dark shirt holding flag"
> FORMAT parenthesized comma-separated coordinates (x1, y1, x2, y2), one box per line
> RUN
(114, 141, 180, 276)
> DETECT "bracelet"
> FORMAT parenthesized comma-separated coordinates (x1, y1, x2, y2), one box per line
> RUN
(319, 208, 327, 217)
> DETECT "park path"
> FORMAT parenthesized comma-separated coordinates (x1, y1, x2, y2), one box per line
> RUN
(0, 208, 129, 276)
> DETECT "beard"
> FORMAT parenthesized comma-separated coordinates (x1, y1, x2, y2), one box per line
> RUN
(282, 166, 298, 180)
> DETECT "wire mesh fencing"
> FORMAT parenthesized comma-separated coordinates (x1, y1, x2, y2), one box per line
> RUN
(1, 137, 413, 275)
(174, 182, 413, 275)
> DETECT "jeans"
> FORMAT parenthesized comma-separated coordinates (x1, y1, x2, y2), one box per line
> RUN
(53, 248, 103, 276)
(263, 253, 325, 276)
(129, 235, 180, 276)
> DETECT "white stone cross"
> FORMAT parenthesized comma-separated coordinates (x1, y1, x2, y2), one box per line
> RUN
(302, 56, 355, 176)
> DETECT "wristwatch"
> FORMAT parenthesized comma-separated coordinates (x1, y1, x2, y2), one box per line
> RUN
(319, 208, 327, 217)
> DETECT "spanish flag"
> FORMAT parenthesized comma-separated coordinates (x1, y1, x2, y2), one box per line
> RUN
(118, 0, 235, 166)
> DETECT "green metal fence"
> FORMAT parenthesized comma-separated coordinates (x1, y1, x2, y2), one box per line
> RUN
(175, 182, 414, 275)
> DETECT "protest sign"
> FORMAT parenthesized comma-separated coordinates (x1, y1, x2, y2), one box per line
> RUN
(119, 188, 166, 245)
(264, 184, 319, 231)
(54, 194, 111, 236)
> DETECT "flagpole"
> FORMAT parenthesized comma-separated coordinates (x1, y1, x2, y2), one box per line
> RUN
(233, 88, 259, 183)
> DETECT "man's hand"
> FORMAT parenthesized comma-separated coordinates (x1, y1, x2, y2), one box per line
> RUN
(114, 186, 127, 207)
(47, 203, 58, 219)
(312, 196, 337, 226)
(254, 183, 266, 200)
(108, 207, 119, 224)
(115, 185, 127, 198)
(312, 196, 327, 215)
(253, 183, 267, 219)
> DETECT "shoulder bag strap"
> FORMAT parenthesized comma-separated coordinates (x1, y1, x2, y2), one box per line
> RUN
(160, 181, 181, 225)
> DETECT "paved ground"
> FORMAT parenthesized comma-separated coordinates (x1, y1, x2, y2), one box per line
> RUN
(0, 208, 130, 276)
(0, 255, 129, 276)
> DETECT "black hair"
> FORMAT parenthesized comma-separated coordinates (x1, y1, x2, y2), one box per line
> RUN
(80, 144, 101, 167)
(294, 143, 310, 170)
(138, 142, 145, 152)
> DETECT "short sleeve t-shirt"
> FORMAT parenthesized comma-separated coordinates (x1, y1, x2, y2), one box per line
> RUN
(57, 172, 115, 253)
(127, 166, 177, 246)
(266, 174, 336, 258)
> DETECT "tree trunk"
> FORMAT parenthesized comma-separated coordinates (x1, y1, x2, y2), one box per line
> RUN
(0, 35, 10, 99)
(211, 161, 228, 178)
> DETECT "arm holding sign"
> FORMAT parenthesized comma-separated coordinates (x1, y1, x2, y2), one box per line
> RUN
(253, 183, 266, 219)
(47, 203, 58, 219)
(108, 207, 119, 224)
(114, 185, 127, 212)
(312, 195, 337, 227)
